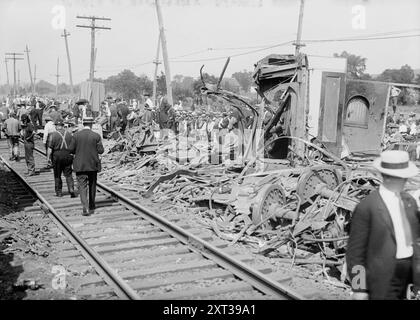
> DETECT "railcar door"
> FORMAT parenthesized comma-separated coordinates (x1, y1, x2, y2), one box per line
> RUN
(318, 72, 346, 156)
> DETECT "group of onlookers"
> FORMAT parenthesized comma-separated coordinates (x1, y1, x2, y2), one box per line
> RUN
(384, 111, 420, 160)
(1, 94, 104, 217)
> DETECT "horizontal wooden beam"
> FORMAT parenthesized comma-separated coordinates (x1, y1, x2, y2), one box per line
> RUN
(76, 15, 111, 21)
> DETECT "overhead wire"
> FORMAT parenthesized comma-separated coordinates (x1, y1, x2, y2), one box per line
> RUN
(303, 33, 420, 43)
(48, 28, 420, 81)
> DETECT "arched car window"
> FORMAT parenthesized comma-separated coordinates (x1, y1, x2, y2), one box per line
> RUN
(345, 96, 369, 128)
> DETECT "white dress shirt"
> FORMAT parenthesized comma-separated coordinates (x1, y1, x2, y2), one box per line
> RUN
(43, 121, 56, 144)
(379, 185, 413, 259)
(145, 98, 154, 109)
(410, 123, 417, 135)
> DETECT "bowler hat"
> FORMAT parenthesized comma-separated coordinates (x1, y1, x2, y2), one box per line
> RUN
(75, 99, 89, 105)
(373, 150, 418, 178)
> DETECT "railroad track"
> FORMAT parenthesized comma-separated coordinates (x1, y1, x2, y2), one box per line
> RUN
(0, 137, 304, 300)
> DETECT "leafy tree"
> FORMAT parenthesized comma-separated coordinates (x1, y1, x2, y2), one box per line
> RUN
(333, 51, 368, 79)
(375, 65, 417, 105)
(221, 77, 240, 93)
(172, 75, 194, 101)
(173, 74, 184, 83)
(58, 83, 70, 95)
(105, 69, 153, 100)
(232, 70, 253, 92)
(36, 80, 55, 95)
(377, 64, 415, 84)
(138, 75, 153, 96)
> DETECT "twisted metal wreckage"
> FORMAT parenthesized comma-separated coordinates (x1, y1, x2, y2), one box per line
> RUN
(198, 55, 381, 263)
(101, 53, 409, 280)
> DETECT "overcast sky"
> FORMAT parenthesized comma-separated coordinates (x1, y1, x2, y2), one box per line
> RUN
(1, 0, 419, 85)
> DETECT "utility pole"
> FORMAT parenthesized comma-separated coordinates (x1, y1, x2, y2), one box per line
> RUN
(94, 48, 97, 76)
(4, 58, 10, 86)
(54, 57, 60, 97)
(18, 70, 20, 90)
(293, 0, 306, 56)
(61, 29, 74, 95)
(153, 32, 162, 107)
(24, 45, 34, 93)
(5, 52, 24, 97)
(76, 16, 111, 84)
(33, 64, 36, 93)
(155, 0, 173, 106)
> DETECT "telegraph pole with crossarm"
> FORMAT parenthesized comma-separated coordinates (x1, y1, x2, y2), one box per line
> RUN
(5, 52, 24, 97)
(24, 45, 34, 93)
(76, 16, 111, 84)
(61, 29, 74, 95)
(4, 58, 10, 87)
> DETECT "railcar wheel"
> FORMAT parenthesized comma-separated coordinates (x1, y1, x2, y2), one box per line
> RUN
(296, 166, 342, 202)
(251, 184, 286, 228)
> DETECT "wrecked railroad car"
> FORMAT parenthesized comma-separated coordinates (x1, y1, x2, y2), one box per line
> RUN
(253, 53, 402, 158)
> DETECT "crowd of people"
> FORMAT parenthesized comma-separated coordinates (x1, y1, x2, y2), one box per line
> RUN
(384, 111, 420, 160)
(0, 92, 249, 214)
(0, 94, 107, 216)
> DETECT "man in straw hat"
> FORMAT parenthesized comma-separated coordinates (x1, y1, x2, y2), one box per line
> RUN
(347, 150, 420, 300)
(68, 117, 104, 216)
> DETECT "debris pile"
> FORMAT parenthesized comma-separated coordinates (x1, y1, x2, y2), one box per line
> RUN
(100, 132, 382, 279)
(1, 210, 53, 258)
(97, 57, 393, 284)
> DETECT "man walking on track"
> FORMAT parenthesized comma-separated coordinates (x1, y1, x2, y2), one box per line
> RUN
(69, 117, 104, 216)
(347, 150, 420, 300)
(47, 120, 76, 198)
(3, 113, 21, 161)
(20, 114, 36, 176)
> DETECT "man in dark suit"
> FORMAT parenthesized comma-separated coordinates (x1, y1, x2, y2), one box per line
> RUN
(68, 117, 104, 216)
(347, 150, 420, 300)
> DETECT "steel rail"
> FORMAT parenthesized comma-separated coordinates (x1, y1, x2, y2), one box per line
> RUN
(99, 180, 304, 300)
(0, 154, 141, 300)
(31, 143, 303, 300)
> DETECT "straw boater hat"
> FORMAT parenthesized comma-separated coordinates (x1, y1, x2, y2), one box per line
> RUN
(82, 116, 95, 124)
(373, 150, 418, 178)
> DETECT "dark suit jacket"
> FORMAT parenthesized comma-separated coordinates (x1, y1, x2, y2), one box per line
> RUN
(69, 128, 104, 173)
(346, 190, 420, 299)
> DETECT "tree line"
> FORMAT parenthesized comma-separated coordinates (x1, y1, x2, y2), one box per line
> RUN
(335, 51, 420, 105)
(2, 51, 419, 105)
